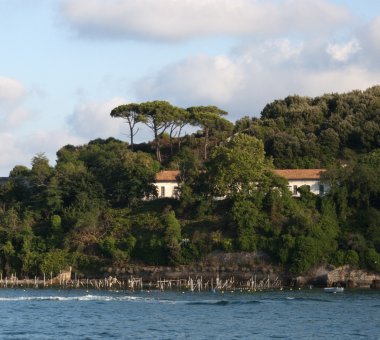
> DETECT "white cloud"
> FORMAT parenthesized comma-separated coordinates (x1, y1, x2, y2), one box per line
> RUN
(5, 107, 32, 127)
(326, 39, 361, 62)
(0, 76, 33, 129)
(0, 76, 26, 103)
(0, 133, 28, 175)
(367, 16, 380, 53)
(0, 128, 86, 176)
(358, 16, 380, 66)
(299, 66, 380, 96)
(235, 39, 304, 66)
(348, 16, 380, 69)
(60, 0, 350, 41)
(0, 96, 137, 176)
(135, 55, 244, 106)
(24, 129, 85, 155)
(134, 38, 380, 118)
(66, 97, 127, 139)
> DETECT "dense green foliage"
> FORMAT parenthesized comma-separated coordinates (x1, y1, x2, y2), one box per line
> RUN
(235, 86, 380, 168)
(0, 87, 380, 277)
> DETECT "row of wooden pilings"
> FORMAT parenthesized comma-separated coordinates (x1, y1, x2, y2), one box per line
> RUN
(0, 273, 282, 291)
(154, 275, 282, 292)
(0, 273, 141, 290)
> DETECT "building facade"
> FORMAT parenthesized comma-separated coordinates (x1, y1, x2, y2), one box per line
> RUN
(273, 169, 328, 197)
(155, 170, 180, 199)
(154, 169, 328, 199)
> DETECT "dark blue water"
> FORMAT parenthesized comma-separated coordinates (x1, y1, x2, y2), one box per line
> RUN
(0, 288, 379, 339)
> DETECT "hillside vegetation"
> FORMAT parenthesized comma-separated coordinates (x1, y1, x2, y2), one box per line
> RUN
(1, 86, 380, 277)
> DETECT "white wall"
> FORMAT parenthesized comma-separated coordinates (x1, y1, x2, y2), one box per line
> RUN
(154, 179, 329, 199)
(155, 181, 179, 198)
(287, 179, 329, 197)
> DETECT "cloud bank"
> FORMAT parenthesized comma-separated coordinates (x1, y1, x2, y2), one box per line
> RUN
(0, 96, 128, 175)
(66, 97, 126, 139)
(0, 74, 127, 174)
(135, 31, 380, 117)
(0, 76, 33, 129)
(61, 0, 350, 41)
(0, 76, 26, 102)
(59, 0, 379, 118)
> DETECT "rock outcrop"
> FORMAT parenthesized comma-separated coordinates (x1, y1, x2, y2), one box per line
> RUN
(298, 265, 380, 288)
(103, 251, 285, 283)
(97, 254, 380, 288)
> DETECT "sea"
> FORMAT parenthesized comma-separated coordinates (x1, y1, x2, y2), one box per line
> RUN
(0, 288, 379, 339)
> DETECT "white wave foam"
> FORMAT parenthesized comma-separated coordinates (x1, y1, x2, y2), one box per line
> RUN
(0, 294, 207, 304)
(0, 294, 151, 302)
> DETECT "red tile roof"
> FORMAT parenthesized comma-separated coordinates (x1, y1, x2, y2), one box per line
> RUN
(273, 169, 325, 180)
(155, 169, 325, 182)
(155, 170, 179, 182)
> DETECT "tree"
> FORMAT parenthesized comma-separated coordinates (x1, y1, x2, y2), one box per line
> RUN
(138, 101, 177, 163)
(30, 153, 52, 188)
(168, 107, 190, 154)
(345, 249, 360, 267)
(330, 150, 380, 212)
(206, 134, 270, 198)
(187, 106, 233, 160)
(55, 147, 104, 209)
(163, 210, 182, 264)
(29, 153, 56, 214)
(110, 103, 141, 150)
(364, 248, 380, 271)
(56, 138, 159, 208)
(318, 128, 340, 165)
(231, 200, 259, 251)
(0, 165, 31, 208)
(290, 236, 319, 274)
(1, 241, 16, 276)
(39, 249, 70, 276)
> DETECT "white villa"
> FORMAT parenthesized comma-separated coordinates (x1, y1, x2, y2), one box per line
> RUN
(154, 169, 328, 199)
(273, 169, 328, 197)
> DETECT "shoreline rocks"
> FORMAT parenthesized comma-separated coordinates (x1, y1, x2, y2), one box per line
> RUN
(294, 265, 380, 288)
(3, 253, 379, 289)
(102, 253, 380, 289)
(102, 251, 287, 283)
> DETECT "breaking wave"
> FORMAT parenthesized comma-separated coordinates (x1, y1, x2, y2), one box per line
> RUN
(0, 295, 150, 302)
(0, 294, 265, 306)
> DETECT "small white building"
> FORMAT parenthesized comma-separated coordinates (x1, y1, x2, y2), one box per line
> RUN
(155, 170, 180, 198)
(153, 169, 327, 199)
(273, 169, 328, 197)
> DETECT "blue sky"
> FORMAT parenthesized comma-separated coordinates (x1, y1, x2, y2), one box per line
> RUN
(0, 0, 380, 175)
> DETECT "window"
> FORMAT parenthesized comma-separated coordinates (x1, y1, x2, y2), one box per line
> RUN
(293, 185, 298, 195)
(160, 186, 165, 197)
(319, 184, 324, 195)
